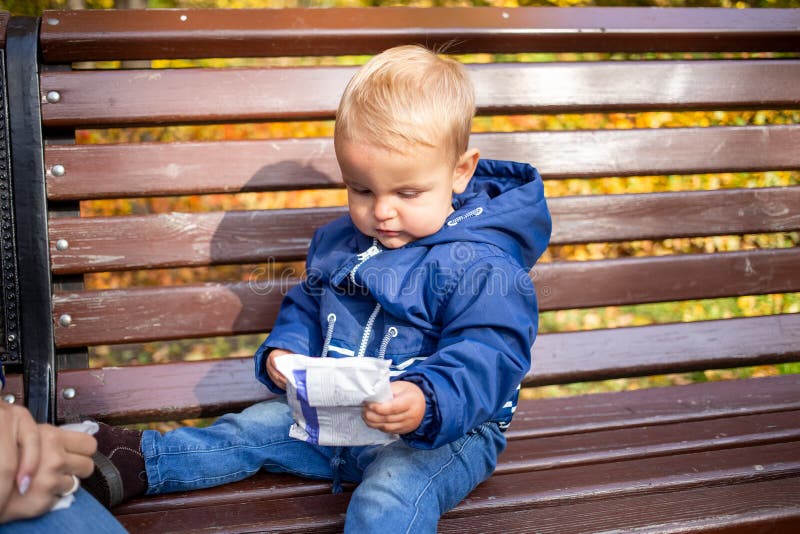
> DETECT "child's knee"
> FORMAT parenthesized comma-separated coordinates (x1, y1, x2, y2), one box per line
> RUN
(346, 479, 432, 533)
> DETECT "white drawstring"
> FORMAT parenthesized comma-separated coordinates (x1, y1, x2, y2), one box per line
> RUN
(377, 327, 398, 359)
(447, 206, 483, 227)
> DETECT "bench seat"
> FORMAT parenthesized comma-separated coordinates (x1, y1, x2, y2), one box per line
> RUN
(112, 375, 800, 532)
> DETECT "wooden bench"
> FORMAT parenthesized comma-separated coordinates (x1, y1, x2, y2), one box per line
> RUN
(2, 6, 799, 532)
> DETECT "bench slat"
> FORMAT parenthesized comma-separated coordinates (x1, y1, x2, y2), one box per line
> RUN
(51, 250, 800, 348)
(48, 187, 800, 274)
(53, 281, 285, 347)
(497, 410, 800, 476)
(528, 314, 800, 386)
(440, 476, 800, 534)
(536, 248, 800, 311)
(39, 7, 800, 63)
(46, 315, 799, 424)
(50, 208, 340, 274)
(40, 60, 800, 128)
(44, 126, 800, 200)
(508, 373, 800, 440)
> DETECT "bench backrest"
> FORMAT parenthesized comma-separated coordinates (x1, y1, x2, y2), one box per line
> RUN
(1, 7, 799, 424)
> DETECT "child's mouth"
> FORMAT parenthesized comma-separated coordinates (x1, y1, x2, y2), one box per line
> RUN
(377, 229, 400, 237)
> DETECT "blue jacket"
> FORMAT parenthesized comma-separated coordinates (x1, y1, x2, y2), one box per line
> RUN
(255, 159, 552, 449)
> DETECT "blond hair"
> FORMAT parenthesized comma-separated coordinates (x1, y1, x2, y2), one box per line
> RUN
(334, 45, 475, 164)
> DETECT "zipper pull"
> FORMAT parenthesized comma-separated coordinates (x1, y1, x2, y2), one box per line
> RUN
(357, 245, 381, 262)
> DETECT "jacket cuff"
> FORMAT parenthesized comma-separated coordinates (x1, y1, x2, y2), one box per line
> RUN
(394, 374, 441, 449)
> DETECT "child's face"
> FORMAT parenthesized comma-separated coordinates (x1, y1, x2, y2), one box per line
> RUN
(336, 140, 476, 249)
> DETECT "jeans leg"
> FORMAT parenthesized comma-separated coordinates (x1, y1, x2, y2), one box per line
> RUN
(0, 488, 128, 534)
(344, 422, 506, 534)
(142, 398, 335, 494)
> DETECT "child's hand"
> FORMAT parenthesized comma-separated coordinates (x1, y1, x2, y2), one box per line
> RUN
(362, 380, 425, 435)
(266, 349, 292, 390)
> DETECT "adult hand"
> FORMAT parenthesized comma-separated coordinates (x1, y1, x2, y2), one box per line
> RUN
(0, 403, 96, 524)
(362, 380, 425, 435)
(266, 348, 292, 390)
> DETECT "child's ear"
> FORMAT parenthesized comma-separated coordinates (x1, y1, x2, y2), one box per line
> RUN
(452, 148, 480, 194)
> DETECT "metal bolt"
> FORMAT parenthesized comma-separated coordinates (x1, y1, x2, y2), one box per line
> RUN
(56, 239, 69, 251)
(59, 314, 73, 327)
(62, 387, 77, 400)
(52, 164, 66, 177)
(2, 394, 15, 404)
(46, 91, 61, 104)
(46, 18, 60, 26)
(7, 334, 14, 343)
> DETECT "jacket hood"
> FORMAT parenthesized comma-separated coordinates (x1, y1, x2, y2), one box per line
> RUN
(414, 158, 551, 270)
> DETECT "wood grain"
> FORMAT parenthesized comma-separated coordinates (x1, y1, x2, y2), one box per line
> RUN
(40, 61, 800, 128)
(44, 126, 800, 200)
(39, 7, 800, 62)
(48, 187, 800, 274)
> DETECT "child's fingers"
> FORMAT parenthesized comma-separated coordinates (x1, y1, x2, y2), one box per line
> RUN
(363, 399, 403, 417)
(362, 405, 407, 423)
(266, 352, 288, 389)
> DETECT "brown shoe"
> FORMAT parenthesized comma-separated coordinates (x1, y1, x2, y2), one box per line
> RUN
(82, 422, 147, 508)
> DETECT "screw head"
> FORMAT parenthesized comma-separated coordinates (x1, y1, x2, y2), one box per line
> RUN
(46, 91, 61, 104)
(59, 314, 73, 327)
(2, 394, 15, 404)
(52, 164, 66, 177)
(56, 239, 69, 251)
(62, 388, 77, 400)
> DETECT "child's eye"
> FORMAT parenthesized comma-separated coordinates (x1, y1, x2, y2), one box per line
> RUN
(348, 186, 371, 196)
(398, 191, 421, 199)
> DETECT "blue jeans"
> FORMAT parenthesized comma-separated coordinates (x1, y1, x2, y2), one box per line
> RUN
(0, 488, 128, 533)
(141, 398, 505, 533)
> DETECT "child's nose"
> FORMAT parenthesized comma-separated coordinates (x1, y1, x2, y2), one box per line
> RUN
(373, 197, 396, 220)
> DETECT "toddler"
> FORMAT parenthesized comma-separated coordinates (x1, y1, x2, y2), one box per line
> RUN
(85, 44, 552, 532)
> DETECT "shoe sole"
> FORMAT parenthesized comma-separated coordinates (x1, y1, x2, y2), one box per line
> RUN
(82, 451, 125, 508)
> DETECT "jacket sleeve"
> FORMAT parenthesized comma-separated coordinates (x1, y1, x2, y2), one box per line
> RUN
(399, 258, 537, 449)
(254, 230, 325, 393)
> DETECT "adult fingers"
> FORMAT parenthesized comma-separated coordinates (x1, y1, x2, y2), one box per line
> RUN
(36, 426, 95, 477)
(63, 450, 96, 479)
(0, 406, 18, 511)
(58, 427, 98, 457)
(11, 406, 41, 495)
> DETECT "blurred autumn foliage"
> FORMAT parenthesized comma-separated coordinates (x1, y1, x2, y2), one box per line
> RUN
(2, 0, 798, 399)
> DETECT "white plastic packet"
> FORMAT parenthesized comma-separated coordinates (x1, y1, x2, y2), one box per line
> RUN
(275, 354, 398, 446)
